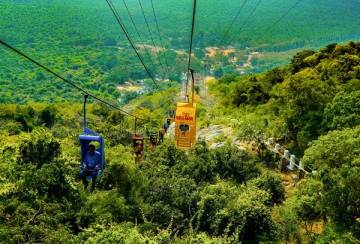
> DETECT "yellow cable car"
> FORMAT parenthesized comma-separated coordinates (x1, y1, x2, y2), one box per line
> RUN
(175, 69, 197, 149)
(175, 102, 196, 148)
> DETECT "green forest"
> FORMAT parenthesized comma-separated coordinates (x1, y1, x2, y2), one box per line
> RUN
(1, 0, 360, 103)
(1, 41, 359, 243)
(1, 0, 360, 243)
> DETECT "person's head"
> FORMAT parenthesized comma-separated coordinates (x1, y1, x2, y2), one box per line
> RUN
(88, 144, 96, 154)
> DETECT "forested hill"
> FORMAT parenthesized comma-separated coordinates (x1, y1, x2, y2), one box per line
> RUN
(1, 0, 360, 104)
(2, 0, 359, 49)
(209, 41, 360, 154)
(204, 41, 360, 241)
(0, 42, 359, 243)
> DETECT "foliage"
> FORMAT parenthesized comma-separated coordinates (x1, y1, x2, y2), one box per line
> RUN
(38, 106, 57, 127)
(302, 127, 360, 237)
(323, 90, 360, 130)
(1, 41, 360, 242)
(0, 132, 80, 243)
(84, 223, 152, 244)
(17, 130, 61, 168)
(211, 42, 360, 153)
(196, 181, 277, 243)
(211, 143, 260, 183)
(249, 173, 285, 206)
(207, 42, 360, 242)
(274, 178, 324, 243)
(1, 1, 360, 103)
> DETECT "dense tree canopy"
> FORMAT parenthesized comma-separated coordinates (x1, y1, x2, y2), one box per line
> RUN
(1, 42, 360, 243)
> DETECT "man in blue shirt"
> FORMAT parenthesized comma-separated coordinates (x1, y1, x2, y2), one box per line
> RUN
(80, 144, 101, 191)
(163, 118, 171, 133)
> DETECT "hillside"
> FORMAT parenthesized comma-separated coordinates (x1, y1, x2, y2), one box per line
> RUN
(207, 42, 360, 153)
(1, 0, 360, 103)
(0, 42, 359, 243)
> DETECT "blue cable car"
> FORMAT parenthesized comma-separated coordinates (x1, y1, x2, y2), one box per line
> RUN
(79, 130, 105, 176)
(79, 95, 105, 177)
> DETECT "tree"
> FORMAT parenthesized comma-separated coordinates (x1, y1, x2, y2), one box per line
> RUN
(263, 67, 287, 85)
(275, 178, 324, 243)
(139, 142, 198, 229)
(232, 77, 270, 106)
(214, 67, 224, 78)
(0, 131, 80, 243)
(218, 74, 237, 84)
(293, 179, 324, 238)
(84, 223, 151, 243)
(18, 130, 61, 168)
(275, 68, 334, 150)
(196, 181, 277, 243)
(289, 49, 316, 74)
(323, 90, 360, 130)
(212, 144, 260, 183)
(302, 127, 360, 235)
(249, 173, 285, 206)
(142, 175, 199, 229)
(78, 190, 131, 226)
(38, 106, 57, 128)
(181, 141, 216, 183)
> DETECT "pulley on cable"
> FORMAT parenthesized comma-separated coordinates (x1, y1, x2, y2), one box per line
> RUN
(175, 69, 197, 149)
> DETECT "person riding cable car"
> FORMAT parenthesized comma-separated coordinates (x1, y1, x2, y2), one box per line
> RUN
(149, 133, 158, 148)
(163, 118, 171, 133)
(79, 94, 105, 191)
(133, 134, 144, 160)
(80, 144, 101, 191)
(175, 69, 197, 149)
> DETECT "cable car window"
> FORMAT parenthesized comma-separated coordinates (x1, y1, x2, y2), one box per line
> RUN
(179, 124, 189, 132)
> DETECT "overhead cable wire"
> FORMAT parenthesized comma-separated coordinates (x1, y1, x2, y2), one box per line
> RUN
(226, 0, 263, 46)
(150, 0, 171, 78)
(185, 0, 198, 95)
(0, 39, 142, 120)
(249, 0, 304, 48)
(105, 0, 159, 88)
(122, 0, 157, 74)
(137, 0, 167, 79)
(262, 0, 303, 33)
(218, 0, 248, 47)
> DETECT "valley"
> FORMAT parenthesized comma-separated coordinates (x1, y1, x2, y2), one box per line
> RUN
(0, 1, 359, 243)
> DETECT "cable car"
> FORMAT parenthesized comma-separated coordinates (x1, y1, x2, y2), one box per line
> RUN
(79, 95, 105, 178)
(175, 69, 197, 149)
(132, 119, 144, 159)
(133, 134, 144, 158)
(175, 102, 197, 148)
(149, 132, 158, 148)
(79, 132, 105, 175)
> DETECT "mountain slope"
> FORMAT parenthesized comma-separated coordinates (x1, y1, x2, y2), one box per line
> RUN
(0, 41, 359, 243)
(1, 0, 360, 103)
